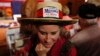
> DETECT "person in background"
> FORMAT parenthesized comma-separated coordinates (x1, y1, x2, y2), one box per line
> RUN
(21, 0, 37, 18)
(71, 3, 98, 44)
(71, 3, 100, 56)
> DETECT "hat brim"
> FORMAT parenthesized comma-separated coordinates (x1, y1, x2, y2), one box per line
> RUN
(18, 18, 78, 26)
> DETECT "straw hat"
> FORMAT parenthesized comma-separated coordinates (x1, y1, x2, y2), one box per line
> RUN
(18, 1, 77, 26)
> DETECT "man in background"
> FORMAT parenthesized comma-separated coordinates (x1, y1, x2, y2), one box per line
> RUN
(71, 3, 100, 56)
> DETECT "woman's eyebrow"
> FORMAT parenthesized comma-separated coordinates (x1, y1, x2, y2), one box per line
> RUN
(38, 30, 59, 33)
(38, 30, 46, 33)
(51, 30, 59, 33)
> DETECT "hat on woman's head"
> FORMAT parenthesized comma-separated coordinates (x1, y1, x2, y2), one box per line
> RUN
(18, 1, 77, 26)
(78, 3, 97, 19)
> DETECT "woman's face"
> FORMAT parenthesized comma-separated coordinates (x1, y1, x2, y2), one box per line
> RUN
(37, 25, 60, 48)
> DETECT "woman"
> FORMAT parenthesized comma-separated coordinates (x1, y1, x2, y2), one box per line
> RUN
(18, 17, 77, 56)
(18, 1, 77, 56)
(27, 23, 77, 56)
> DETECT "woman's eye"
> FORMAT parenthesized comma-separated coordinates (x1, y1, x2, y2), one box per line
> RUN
(42, 33, 46, 35)
(40, 32, 47, 35)
(51, 32, 57, 35)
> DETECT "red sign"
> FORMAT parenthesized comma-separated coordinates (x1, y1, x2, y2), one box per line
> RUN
(0, 0, 12, 2)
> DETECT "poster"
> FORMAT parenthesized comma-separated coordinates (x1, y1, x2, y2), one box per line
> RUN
(0, 2, 12, 19)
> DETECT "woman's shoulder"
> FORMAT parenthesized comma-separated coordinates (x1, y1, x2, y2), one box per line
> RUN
(49, 37, 77, 56)
(60, 38, 77, 56)
(69, 45, 77, 56)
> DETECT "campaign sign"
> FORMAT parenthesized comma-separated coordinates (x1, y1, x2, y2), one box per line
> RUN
(43, 7, 59, 18)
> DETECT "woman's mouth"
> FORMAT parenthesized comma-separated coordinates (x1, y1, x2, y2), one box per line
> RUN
(44, 43, 53, 48)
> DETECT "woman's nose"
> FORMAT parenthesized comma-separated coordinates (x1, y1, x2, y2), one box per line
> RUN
(45, 34, 51, 42)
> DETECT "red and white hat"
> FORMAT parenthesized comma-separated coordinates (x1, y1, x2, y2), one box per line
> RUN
(35, 1, 63, 19)
(18, 1, 77, 26)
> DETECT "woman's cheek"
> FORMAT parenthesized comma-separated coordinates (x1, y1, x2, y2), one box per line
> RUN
(52, 35, 60, 42)
(38, 34, 45, 42)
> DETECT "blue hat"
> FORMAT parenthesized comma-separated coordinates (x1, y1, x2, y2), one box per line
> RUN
(78, 3, 97, 19)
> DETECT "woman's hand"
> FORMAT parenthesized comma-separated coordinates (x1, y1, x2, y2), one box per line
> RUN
(35, 43, 50, 56)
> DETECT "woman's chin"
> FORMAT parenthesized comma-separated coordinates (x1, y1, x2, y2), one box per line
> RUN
(44, 44, 52, 48)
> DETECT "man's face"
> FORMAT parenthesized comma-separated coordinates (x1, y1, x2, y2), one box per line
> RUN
(37, 25, 60, 48)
